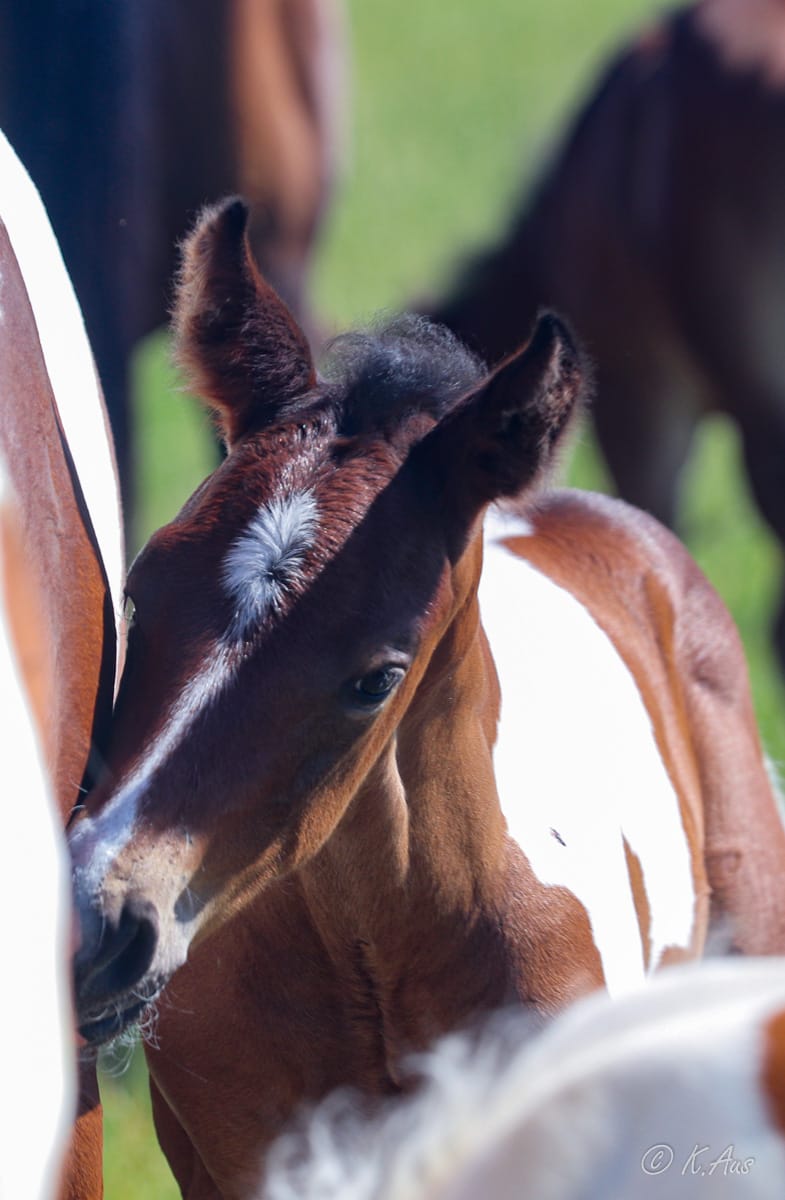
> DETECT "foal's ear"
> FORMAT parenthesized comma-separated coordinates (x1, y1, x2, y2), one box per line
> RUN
(173, 198, 316, 446)
(427, 313, 584, 513)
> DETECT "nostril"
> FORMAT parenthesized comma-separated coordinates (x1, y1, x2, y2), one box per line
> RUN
(75, 895, 159, 1005)
(93, 902, 152, 973)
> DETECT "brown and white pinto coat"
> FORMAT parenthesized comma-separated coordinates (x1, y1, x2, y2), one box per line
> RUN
(70, 200, 785, 1198)
(0, 469, 75, 1200)
(0, 128, 124, 1199)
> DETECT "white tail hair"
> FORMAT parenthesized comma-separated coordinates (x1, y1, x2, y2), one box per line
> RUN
(264, 960, 785, 1200)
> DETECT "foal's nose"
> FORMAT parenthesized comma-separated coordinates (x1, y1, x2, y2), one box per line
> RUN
(73, 891, 159, 1007)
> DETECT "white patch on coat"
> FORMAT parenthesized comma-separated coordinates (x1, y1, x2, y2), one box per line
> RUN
(0, 128, 124, 651)
(73, 490, 319, 895)
(697, 0, 785, 87)
(483, 505, 535, 541)
(478, 508, 695, 997)
(223, 490, 319, 634)
(70, 642, 238, 896)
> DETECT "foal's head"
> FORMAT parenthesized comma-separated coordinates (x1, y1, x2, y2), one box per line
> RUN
(69, 199, 584, 1045)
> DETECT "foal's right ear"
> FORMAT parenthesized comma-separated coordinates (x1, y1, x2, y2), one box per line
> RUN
(425, 313, 585, 517)
(173, 198, 316, 447)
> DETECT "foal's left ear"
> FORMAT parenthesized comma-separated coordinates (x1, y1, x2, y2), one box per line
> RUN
(173, 197, 316, 446)
(426, 313, 584, 513)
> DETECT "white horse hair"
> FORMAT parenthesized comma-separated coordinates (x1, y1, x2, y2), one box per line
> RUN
(263, 959, 785, 1200)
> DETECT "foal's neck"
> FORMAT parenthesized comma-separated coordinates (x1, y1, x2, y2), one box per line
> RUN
(298, 580, 522, 1060)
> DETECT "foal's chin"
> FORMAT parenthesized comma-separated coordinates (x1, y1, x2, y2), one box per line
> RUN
(77, 978, 165, 1052)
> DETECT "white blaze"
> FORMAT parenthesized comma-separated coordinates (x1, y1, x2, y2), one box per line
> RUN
(73, 489, 320, 889)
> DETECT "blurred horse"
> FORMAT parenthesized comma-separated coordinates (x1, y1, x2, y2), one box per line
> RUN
(0, 470, 75, 1199)
(264, 958, 785, 1200)
(0, 128, 124, 1199)
(428, 0, 785, 667)
(69, 200, 785, 1195)
(0, 0, 345, 518)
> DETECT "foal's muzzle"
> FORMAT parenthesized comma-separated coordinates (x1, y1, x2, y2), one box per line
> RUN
(72, 889, 160, 1045)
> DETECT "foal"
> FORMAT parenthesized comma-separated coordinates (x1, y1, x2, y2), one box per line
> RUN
(70, 200, 785, 1197)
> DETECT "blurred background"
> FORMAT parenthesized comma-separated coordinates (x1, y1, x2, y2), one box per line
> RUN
(4, 0, 784, 1193)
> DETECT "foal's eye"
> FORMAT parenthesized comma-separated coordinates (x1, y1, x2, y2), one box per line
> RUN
(350, 665, 406, 708)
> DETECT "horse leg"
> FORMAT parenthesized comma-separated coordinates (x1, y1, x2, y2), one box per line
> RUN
(591, 350, 704, 529)
(58, 1064, 103, 1200)
(737, 409, 785, 673)
(229, 0, 346, 337)
(150, 1077, 222, 1200)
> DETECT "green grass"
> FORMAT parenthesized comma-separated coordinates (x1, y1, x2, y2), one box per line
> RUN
(100, 1049, 178, 1200)
(106, 0, 785, 1194)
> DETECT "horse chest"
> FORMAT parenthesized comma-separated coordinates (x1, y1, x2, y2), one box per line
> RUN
(148, 887, 399, 1154)
(479, 522, 697, 997)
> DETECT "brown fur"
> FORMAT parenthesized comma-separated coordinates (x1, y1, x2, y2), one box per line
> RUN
(515, 490, 785, 955)
(0, 222, 121, 1200)
(762, 1007, 785, 1136)
(0, 222, 116, 808)
(0, 0, 344, 515)
(231, 0, 344, 301)
(623, 839, 652, 972)
(71, 202, 785, 1197)
(173, 200, 317, 446)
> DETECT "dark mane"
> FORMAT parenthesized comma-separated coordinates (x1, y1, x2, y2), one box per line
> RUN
(320, 314, 485, 436)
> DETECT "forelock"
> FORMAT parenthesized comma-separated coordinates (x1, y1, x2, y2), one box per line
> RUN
(320, 314, 485, 437)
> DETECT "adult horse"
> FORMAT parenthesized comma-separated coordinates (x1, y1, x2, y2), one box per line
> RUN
(70, 199, 785, 1197)
(265, 958, 785, 1200)
(0, 467, 75, 1200)
(428, 0, 785, 668)
(0, 0, 345, 517)
(0, 129, 124, 1199)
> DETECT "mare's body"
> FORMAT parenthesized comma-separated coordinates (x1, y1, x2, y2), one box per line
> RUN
(429, 0, 785, 665)
(69, 201, 785, 1198)
(0, 0, 344, 512)
(0, 468, 75, 1199)
(0, 129, 124, 1200)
